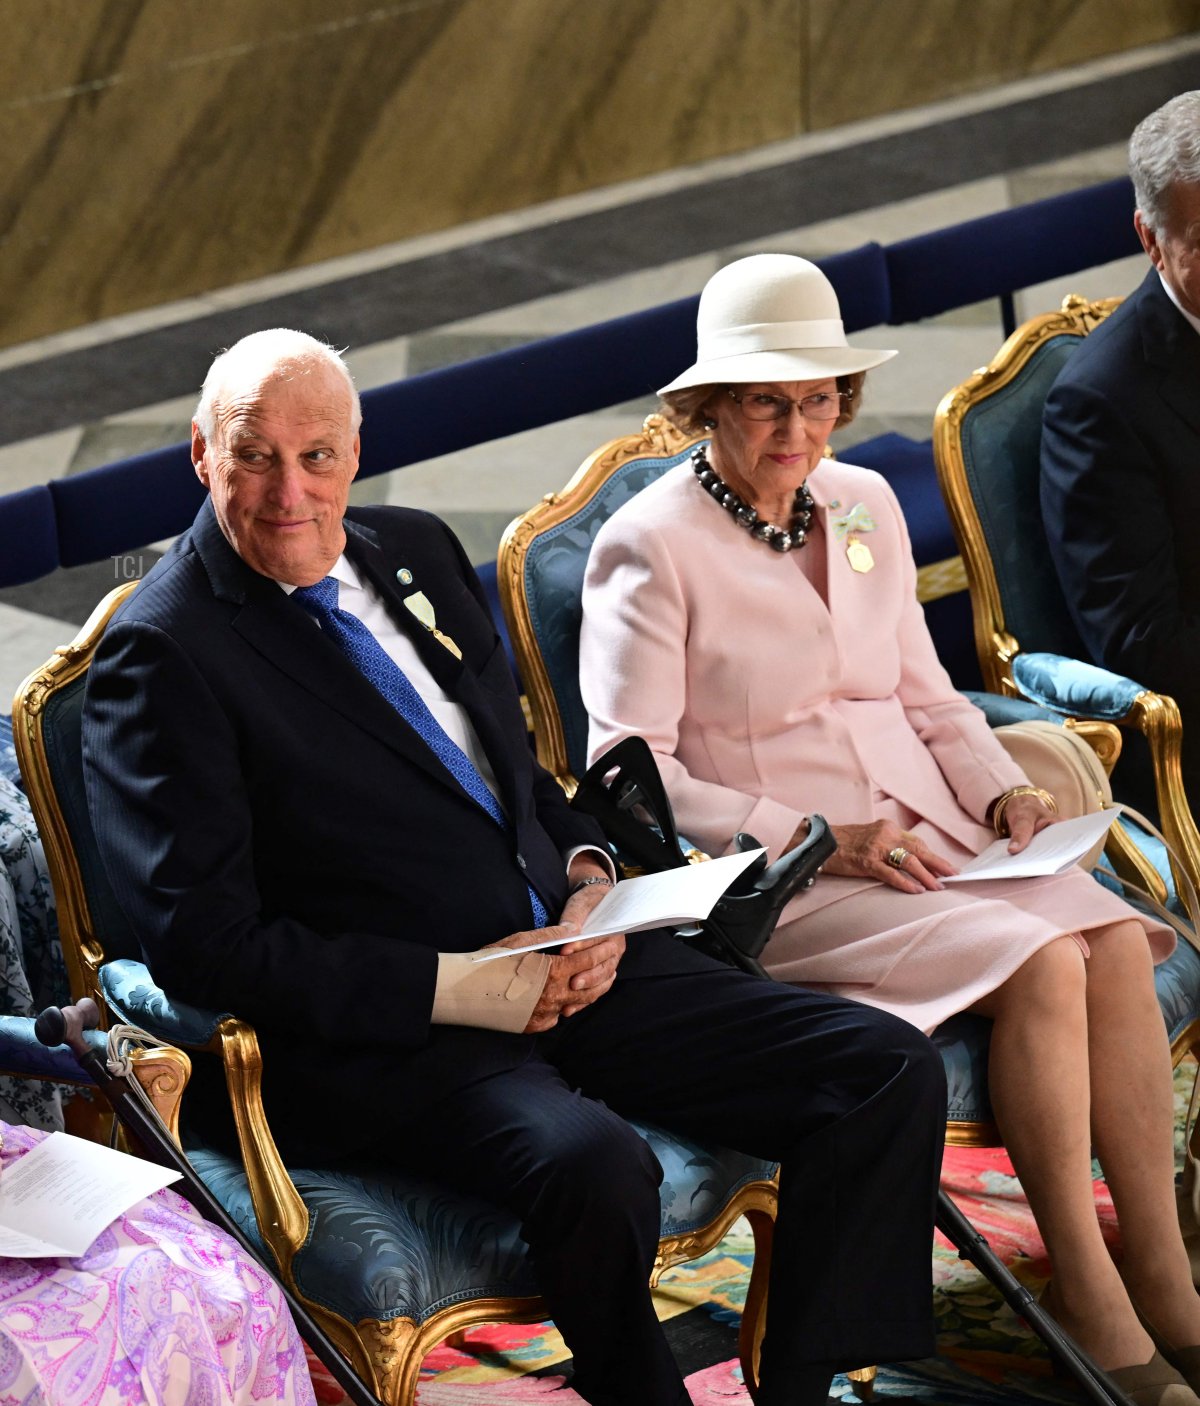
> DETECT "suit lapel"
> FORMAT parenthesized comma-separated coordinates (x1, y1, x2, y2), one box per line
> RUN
(192, 503, 473, 797)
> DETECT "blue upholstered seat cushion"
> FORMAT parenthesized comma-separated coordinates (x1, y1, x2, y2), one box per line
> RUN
(188, 1125, 777, 1326)
(931, 1014, 993, 1126)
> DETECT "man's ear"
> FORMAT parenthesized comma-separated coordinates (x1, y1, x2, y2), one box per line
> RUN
(191, 423, 211, 487)
(1134, 210, 1163, 270)
(349, 431, 361, 483)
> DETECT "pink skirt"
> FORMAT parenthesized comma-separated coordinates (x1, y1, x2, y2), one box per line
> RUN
(761, 793, 1173, 1033)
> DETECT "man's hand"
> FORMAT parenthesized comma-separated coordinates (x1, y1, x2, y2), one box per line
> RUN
(487, 925, 624, 1032)
(803, 819, 957, 894)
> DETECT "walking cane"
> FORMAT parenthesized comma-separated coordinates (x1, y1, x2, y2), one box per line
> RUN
(572, 737, 1137, 1406)
(35, 998, 387, 1406)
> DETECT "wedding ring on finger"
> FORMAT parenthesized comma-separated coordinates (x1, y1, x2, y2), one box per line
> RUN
(886, 846, 910, 870)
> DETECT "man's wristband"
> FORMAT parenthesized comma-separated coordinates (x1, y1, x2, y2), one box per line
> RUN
(569, 875, 615, 897)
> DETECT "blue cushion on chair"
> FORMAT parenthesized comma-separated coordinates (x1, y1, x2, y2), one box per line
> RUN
(0, 1015, 106, 1083)
(1012, 652, 1146, 721)
(188, 1125, 777, 1325)
(1154, 939, 1200, 1048)
(102, 959, 233, 1048)
(931, 1013, 993, 1127)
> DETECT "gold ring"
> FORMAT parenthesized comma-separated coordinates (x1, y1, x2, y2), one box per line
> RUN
(886, 846, 910, 869)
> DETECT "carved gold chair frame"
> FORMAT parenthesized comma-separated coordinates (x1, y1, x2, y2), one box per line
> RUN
(12, 582, 191, 1141)
(500, 414, 703, 790)
(933, 293, 1200, 944)
(12, 577, 778, 1404)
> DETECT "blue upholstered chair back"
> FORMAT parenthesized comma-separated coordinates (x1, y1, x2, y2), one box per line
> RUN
(934, 297, 1121, 694)
(501, 421, 704, 784)
(39, 677, 140, 960)
(12, 585, 142, 1005)
(956, 333, 1085, 656)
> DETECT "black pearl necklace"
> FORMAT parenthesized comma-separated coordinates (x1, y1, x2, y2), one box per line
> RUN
(691, 449, 814, 553)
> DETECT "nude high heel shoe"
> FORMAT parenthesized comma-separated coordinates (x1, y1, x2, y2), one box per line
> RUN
(1039, 1281, 1200, 1406)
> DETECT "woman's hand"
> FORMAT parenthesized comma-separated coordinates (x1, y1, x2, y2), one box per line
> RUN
(999, 793, 1059, 854)
(811, 820, 958, 894)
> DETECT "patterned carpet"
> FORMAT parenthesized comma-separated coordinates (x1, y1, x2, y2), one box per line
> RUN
(301, 1059, 1197, 1404)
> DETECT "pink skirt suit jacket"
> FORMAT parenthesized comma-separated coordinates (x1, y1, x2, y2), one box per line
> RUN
(579, 458, 1169, 1033)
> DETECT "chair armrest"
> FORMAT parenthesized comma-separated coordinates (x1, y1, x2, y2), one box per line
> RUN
(1011, 652, 1145, 720)
(0, 1014, 105, 1083)
(960, 690, 1061, 726)
(98, 960, 309, 1277)
(1012, 655, 1200, 917)
(100, 958, 233, 1049)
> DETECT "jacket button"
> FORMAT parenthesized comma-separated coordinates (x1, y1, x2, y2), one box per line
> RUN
(516, 853, 528, 870)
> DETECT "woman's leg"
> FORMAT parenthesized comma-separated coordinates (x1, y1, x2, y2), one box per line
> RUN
(1083, 919, 1200, 1348)
(970, 935, 1155, 1368)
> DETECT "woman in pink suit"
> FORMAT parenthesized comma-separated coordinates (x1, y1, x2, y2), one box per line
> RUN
(580, 253, 1200, 1406)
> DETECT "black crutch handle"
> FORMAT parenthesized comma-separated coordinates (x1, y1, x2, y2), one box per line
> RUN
(34, 996, 102, 1056)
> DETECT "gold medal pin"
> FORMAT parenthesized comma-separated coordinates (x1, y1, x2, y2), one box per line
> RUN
(846, 536, 875, 573)
(403, 591, 463, 659)
(832, 503, 877, 574)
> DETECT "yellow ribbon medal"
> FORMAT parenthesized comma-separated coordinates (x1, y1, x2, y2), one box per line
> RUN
(832, 502, 877, 574)
(402, 589, 463, 659)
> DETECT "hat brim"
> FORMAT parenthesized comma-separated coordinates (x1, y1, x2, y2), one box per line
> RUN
(658, 345, 897, 396)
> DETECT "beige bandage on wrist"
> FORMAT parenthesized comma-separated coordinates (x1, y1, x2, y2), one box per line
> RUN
(432, 949, 552, 1033)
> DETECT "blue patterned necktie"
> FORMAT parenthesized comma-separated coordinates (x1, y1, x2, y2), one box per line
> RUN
(293, 576, 548, 926)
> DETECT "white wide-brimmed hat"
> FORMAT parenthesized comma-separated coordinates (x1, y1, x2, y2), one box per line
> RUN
(659, 253, 896, 394)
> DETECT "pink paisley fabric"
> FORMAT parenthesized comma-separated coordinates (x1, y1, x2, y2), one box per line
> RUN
(0, 1122, 316, 1406)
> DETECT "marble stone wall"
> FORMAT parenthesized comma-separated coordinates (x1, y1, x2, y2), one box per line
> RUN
(3, 0, 1197, 347)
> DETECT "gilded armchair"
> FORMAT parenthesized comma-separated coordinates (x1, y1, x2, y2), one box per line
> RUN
(13, 580, 779, 1405)
(933, 293, 1200, 1069)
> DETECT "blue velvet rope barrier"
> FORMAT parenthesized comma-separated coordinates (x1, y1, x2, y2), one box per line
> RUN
(0, 179, 1136, 588)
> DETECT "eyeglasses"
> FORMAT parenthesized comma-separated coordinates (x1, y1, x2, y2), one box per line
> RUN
(726, 387, 848, 422)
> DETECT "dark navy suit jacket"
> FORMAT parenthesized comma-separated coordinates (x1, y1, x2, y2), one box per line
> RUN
(1041, 267, 1200, 796)
(83, 498, 613, 1155)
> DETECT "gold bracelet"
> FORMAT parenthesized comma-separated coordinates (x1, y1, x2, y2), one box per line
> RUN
(992, 785, 1058, 837)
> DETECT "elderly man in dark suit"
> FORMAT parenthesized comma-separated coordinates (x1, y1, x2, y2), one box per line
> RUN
(1041, 90, 1200, 804)
(82, 329, 945, 1406)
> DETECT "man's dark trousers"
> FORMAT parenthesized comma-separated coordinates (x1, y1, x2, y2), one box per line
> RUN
(384, 934, 945, 1406)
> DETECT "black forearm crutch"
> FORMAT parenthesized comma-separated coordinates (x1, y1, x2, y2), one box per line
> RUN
(572, 737, 1136, 1406)
(35, 997, 386, 1406)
